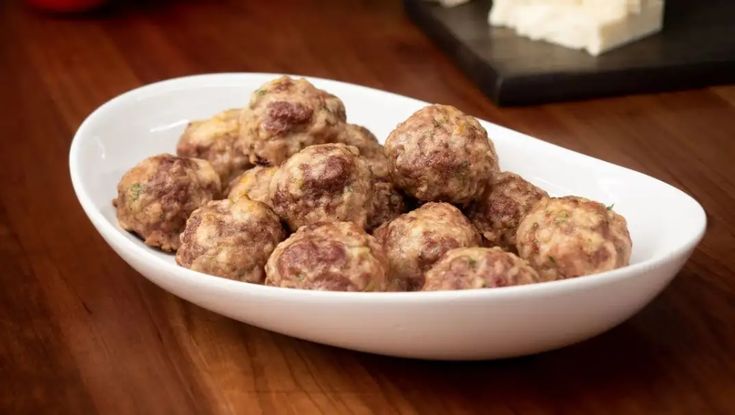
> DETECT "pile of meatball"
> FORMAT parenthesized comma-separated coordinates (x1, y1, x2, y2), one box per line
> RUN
(114, 76, 632, 292)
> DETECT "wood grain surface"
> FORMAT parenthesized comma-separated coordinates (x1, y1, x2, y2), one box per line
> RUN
(1, 0, 734, 413)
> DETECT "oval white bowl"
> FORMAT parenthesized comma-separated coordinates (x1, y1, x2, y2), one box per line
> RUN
(69, 73, 706, 360)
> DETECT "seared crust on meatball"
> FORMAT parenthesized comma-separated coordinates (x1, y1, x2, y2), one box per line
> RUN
(265, 221, 391, 291)
(176, 199, 285, 282)
(269, 143, 373, 231)
(516, 196, 632, 281)
(466, 172, 548, 251)
(374, 202, 481, 290)
(239, 76, 346, 166)
(367, 180, 407, 231)
(335, 124, 389, 179)
(423, 247, 540, 291)
(385, 104, 499, 205)
(114, 154, 220, 252)
(227, 165, 277, 207)
(177, 109, 251, 185)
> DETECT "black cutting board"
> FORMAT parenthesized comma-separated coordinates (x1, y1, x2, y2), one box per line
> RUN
(404, 0, 735, 105)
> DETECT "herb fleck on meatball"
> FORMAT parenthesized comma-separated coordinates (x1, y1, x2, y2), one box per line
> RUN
(423, 247, 540, 291)
(385, 104, 499, 205)
(265, 221, 391, 291)
(374, 202, 481, 290)
(466, 171, 548, 251)
(176, 198, 285, 282)
(269, 143, 373, 231)
(516, 196, 632, 281)
(239, 76, 346, 166)
(114, 154, 220, 252)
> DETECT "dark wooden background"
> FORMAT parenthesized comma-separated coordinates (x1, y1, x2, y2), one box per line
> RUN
(1, 0, 734, 413)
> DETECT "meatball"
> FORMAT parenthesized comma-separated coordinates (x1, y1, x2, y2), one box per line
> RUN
(177, 109, 251, 185)
(265, 221, 391, 291)
(239, 76, 346, 166)
(269, 143, 373, 231)
(516, 196, 632, 281)
(114, 154, 220, 252)
(374, 202, 481, 291)
(466, 171, 549, 251)
(226, 165, 277, 207)
(335, 124, 390, 179)
(385, 104, 499, 205)
(367, 180, 407, 231)
(423, 247, 540, 291)
(176, 198, 285, 282)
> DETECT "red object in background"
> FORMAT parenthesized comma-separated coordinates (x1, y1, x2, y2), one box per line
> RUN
(27, 0, 107, 13)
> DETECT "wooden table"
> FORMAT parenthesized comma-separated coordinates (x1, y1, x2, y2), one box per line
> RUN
(2, 1, 734, 413)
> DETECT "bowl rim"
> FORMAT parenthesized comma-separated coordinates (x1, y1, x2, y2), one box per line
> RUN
(68, 72, 708, 303)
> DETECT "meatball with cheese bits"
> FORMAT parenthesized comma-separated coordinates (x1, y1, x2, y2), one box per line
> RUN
(227, 165, 277, 207)
(265, 221, 391, 291)
(466, 171, 548, 251)
(239, 76, 346, 166)
(385, 104, 498, 205)
(269, 143, 373, 231)
(114, 154, 220, 252)
(374, 202, 481, 291)
(516, 196, 632, 281)
(177, 109, 251, 185)
(423, 247, 540, 291)
(176, 198, 285, 283)
(335, 124, 390, 180)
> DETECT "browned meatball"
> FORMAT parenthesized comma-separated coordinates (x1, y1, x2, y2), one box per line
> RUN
(367, 180, 407, 231)
(374, 202, 481, 290)
(423, 247, 540, 291)
(265, 221, 391, 291)
(177, 109, 252, 185)
(176, 199, 285, 282)
(114, 154, 220, 252)
(466, 171, 549, 251)
(269, 143, 373, 231)
(226, 165, 277, 207)
(239, 76, 346, 166)
(385, 104, 499, 205)
(516, 196, 632, 281)
(335, 124, 389, 180)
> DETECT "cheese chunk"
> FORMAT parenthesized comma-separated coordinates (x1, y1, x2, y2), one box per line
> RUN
(489, 0, 664, 55)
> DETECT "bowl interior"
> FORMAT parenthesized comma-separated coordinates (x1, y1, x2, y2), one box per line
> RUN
(71, 73, 705, 281)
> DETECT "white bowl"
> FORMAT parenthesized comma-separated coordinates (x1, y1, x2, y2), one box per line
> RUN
(69, 73, 706, 360)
